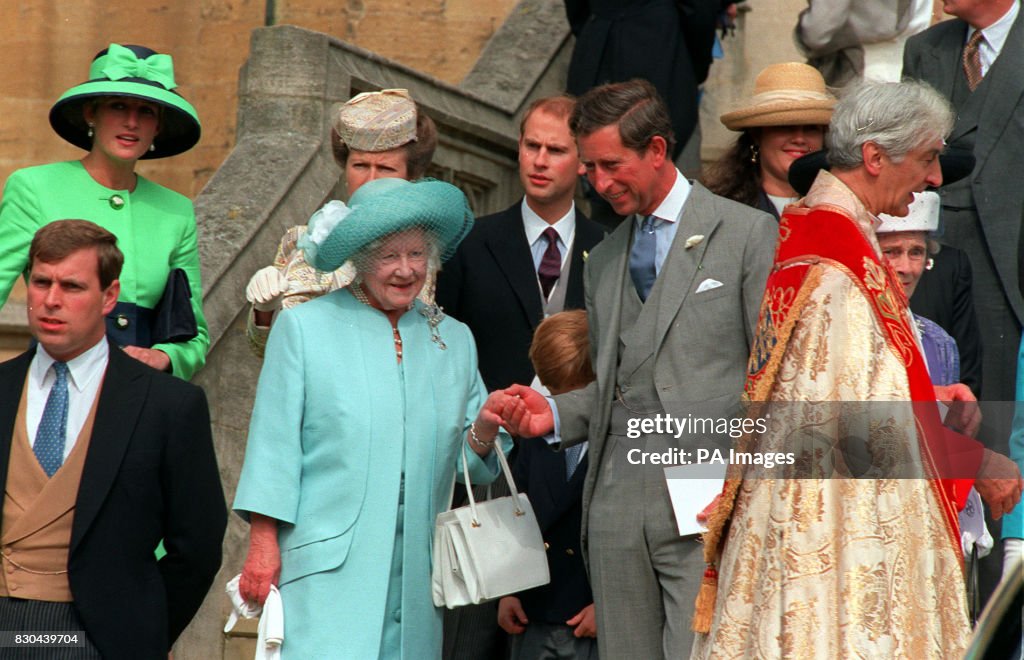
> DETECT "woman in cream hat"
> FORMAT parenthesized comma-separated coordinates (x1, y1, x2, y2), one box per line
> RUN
(235, 177, 512, 659)
(243, 89, 438, 356)
(702, 62, 835, 219)
(0, 43, 207, 378)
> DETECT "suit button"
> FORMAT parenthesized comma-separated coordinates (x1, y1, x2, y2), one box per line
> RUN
(544, 542, 550, 550)
(9, 582, 17, 591)
(565, 548, 575, 556)
(392, 608, 401, 623)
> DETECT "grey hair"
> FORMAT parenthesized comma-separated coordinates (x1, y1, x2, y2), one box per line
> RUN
(826, 80, 954, 169)
(350, 227, 442, 280)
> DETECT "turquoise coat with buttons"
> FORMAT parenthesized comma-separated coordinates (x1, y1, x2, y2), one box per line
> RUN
(0, 160, 209, 379)
(234, 288, 507, 659)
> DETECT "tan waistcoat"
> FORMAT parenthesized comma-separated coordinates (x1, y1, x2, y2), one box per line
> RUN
(1, 377, 98, 601)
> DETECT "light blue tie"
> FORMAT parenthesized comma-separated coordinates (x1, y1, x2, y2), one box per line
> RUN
(34, 362, 69, 477)
(629, 215, 657, 301)
(565, 442, 584, 480)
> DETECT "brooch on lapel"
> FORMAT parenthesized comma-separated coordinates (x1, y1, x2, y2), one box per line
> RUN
(582, 250, 589, 262)
(421, 304, 447, 350)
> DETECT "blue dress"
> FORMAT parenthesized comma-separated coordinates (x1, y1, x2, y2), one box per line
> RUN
(234, 288, 506, 658)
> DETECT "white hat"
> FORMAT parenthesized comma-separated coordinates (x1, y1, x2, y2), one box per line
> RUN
(877, 191, 940, 233)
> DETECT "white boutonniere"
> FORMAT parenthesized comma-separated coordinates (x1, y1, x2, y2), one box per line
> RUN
(685, 234, 705, 250)
(583, 250, 589, 262)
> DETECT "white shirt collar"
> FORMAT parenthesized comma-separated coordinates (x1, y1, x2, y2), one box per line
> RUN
(967, 1, 1018, 64)
(640, 168, 691, 225)
(521, 198, 576, 247)
(32, 338, 109, 394)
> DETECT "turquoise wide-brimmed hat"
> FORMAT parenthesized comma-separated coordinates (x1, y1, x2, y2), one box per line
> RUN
(301, 178, 474, 273)
(49, 43, 201, 159)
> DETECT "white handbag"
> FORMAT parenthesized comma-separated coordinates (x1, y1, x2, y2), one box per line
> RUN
(431, 441, 550, 608)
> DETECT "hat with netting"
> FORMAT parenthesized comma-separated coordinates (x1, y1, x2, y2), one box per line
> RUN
(49, 43, 201, 159)
(300, 177, 474, 273)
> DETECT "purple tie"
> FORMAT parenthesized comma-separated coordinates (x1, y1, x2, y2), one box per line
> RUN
(538, 227, 562, 298)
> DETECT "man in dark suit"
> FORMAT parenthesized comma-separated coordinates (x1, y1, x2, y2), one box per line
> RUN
(436, 95, 605, 393)
(435, 95, 603, 660)
(903, 0, 1024, 445)
(903, 0, 1024, 600)
(0, 220, 226, 658)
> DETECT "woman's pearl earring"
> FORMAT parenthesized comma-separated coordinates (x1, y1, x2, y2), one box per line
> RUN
(87, 123, 94, 139)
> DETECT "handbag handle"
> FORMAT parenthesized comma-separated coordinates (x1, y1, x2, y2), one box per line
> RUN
(460, 436, 523, 527)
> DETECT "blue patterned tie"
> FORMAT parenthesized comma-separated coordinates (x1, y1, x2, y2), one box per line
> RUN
(629, 215, 657, 301)
(34, 362, 69, 477)
(565, 443, 584, 480)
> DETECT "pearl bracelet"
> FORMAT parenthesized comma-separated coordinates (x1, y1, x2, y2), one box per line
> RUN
(470, 423, 496, 450)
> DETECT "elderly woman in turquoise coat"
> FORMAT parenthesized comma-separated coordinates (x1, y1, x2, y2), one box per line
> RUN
(0, 43, 207, 379)
(234, 177, 517, 658)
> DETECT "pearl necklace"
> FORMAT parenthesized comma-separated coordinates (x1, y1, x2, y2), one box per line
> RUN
(352, 284, 404, 362)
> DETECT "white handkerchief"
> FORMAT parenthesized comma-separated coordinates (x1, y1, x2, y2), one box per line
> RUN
(225, 574, 284, 660)
(696, 278, 723, 294)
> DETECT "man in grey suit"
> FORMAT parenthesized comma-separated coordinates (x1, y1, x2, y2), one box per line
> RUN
(501, 79, 776, 658)
(902, 0, 1024, 447)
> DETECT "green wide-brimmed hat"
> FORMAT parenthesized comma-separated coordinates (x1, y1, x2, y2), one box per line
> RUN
(301, 177, 474, 273)
(49, 43, 201, 159)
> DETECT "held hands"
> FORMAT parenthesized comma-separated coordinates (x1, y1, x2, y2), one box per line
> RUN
(497, 384, 556, 438)
(974, 449, 1024, 519)
(934, 384, 982, 437)
(122, 346, 171, 372)
(246, 266, 289, 313)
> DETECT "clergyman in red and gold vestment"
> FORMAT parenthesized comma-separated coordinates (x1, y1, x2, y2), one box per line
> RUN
(691, 80, 1023, 659)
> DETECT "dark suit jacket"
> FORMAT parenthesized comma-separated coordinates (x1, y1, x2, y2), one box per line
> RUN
(903, 12, 1024, 410)
(0, 342, 226, 659)
(511, 438, 591, 624)
(436, 203, 605, 391)
(564, 0, 720, 158)
(910, 244, 983, 397)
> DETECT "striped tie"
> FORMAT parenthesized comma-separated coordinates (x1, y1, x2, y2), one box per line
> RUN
(963, 30, 984, 92)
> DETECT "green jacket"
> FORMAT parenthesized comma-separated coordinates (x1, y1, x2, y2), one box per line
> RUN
(0, 160, 208, 379)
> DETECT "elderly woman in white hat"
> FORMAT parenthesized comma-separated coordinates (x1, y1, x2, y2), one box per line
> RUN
(702, 62, 835, 219)
(876, 192, 962, 386)
(234, 177, 512, 659)
(0, 43, 207, 378)
(244, 89, 438, 356)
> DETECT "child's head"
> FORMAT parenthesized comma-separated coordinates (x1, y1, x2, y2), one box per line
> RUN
(529, 310, 595, 396)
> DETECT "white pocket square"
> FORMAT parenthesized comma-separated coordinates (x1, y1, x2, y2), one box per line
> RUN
(696, 278, 723, 293)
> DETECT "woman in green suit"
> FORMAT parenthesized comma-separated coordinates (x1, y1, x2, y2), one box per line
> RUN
(0, 43, 207, 379)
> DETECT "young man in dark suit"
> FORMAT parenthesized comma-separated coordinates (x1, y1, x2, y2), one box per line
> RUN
(0, 220, 226, 658)
(436, 95, 605, 393)
(435, 96, 604, 659)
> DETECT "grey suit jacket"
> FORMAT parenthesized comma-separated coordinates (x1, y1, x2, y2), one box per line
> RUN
(903, 11, 1024, 328)
(553, 182, 776, 554)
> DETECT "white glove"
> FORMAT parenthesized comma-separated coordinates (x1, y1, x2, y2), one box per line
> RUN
(246, 266, 288, 312)
(1004, 538, 1023, 581)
